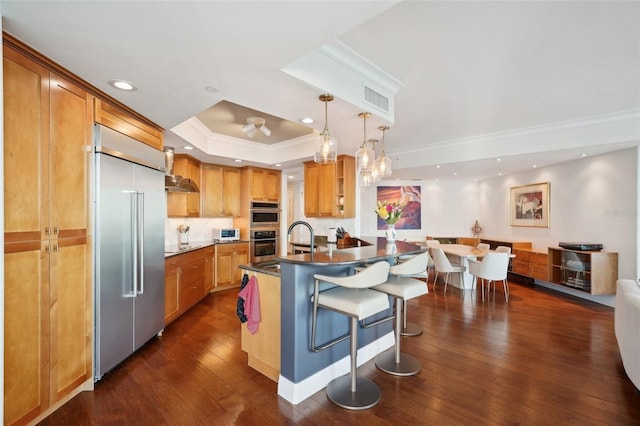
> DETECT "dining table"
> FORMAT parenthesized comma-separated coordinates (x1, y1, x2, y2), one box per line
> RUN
(429, 243, 516, 289)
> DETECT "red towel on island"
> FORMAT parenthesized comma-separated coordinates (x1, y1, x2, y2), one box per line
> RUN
(238, 275, 261, 334)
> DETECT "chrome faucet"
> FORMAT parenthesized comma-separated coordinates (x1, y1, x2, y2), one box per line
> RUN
(287, 220, 315, 254)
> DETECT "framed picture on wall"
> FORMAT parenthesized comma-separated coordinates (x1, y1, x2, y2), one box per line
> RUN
(510, 182, 550, 228)
(376, 185, 422, 230)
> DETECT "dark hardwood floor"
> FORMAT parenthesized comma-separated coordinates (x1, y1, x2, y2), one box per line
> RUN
(39, 280, 640, 425)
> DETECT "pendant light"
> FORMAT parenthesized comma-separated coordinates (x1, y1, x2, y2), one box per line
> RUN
(368, 139, 380, 183)
(355, 112, 376, 186)
(375, 125, 392, 177)
(314, 94, 337, 164)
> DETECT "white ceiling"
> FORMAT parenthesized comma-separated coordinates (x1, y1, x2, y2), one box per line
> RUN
(2, 1, 639, 182)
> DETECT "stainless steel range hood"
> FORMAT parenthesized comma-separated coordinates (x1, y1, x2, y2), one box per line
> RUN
(164, 146, 200, 193)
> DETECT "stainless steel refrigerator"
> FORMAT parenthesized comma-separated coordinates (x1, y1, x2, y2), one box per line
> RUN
(94, 125, 166, 380)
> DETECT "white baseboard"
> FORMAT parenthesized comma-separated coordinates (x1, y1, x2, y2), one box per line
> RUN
(277, 331, 394, 404)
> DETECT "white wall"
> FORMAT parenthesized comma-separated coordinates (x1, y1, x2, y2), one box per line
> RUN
(358, 180, 479, 242)
(478, 148, 637, 280)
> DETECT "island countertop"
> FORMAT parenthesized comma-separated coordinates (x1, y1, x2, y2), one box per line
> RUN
(276, 237, 424, 266)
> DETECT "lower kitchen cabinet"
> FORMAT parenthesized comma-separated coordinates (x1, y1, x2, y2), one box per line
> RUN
(215, 242, 249, 289)
(204, 247, 215, 293)
(164, 248, 206, 325)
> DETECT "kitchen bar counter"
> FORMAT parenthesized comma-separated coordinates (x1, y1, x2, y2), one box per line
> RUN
(273, 237, 424, 404)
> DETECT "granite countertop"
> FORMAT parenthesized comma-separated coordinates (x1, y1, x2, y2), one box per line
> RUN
(164, 240, 249, 257)
(278, 237, 423, 266)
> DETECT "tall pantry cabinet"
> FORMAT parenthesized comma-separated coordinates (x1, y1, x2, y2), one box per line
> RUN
(3, 42, 93, 425)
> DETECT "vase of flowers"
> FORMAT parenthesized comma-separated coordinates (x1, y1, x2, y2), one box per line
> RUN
(375, 200, 405, 243)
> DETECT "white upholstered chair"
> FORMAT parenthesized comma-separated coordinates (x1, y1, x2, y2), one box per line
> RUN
(430, 247, 466, 292)
(477, 242, 491, 251)
(312, 261, 391, 410)
(468, 252, 510, 302)
(495, 245, 511, 254)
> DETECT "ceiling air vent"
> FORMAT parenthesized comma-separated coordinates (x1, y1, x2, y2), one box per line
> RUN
(364, 85, 390, 113)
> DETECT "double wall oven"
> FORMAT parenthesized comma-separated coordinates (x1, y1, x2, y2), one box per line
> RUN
(249, 201, 279, 263)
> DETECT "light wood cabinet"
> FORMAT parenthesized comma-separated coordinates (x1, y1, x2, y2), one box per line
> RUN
(4, 45, 92, 425)
(239, 270, 281, 382)
(164, 257, 181, 324)
(163, 248, 207, 325)
(94, 98, 163, 150)
(204, 247, 215, 293)
(304, 155, 355, 218)
(512, 248, 548, 281)
(215, 242, 250, 289)
(167, 154, 201, 217)
(244, 166, 281, 202)
(201, 164, 242, 217)
(548, 247, 618, 295)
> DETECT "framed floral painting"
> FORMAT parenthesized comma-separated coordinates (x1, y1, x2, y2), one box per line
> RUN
(376, 186, 421, 230)
(510, 182, 549, 228)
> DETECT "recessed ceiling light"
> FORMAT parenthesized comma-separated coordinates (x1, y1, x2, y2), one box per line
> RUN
(532, 164, 537, 168)
(300, 117, 315, 124)
(109, 79, 137, 91)
(496, 158, 501, 162)
(498, 172, 503, 176)
(274, 163, 282, 167)
(183, 146, 193, 150)
(234, 159, 242, 163)
(453, 172, 458, 176)
(288, 175, 294, 179)
(436, 165, 441, 169)
(581, 153, 587, 157)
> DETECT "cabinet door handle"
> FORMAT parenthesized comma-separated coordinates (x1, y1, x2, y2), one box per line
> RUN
(45, 226, 50, 236)
(53, 226, 60, 235)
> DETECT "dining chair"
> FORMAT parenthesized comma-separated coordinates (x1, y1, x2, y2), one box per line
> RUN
(424, 240, 441, 282)
(495, 245, 511, 254)
(468, 252, 510, 302)
(430, 247, 466, 292)
(477, 243, 490, 250)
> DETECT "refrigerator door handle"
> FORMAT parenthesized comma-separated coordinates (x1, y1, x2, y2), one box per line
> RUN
(126, 190, 138, 298)
(137, 191, 145, 295)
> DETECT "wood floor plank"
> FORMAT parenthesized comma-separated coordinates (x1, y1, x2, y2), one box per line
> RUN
(38, 281, 640, 425)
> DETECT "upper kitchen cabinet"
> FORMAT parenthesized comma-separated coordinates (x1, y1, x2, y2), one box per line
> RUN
(3, 41, 93, 426)
(94, 98, 163, 150)
(201, 164, 242, 217)
(243, 166, 281, 202)
(167, 154, 201, 217)
(304, 155, 355, 218)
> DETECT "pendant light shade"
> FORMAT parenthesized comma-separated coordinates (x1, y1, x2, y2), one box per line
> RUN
(355, 112, 376, 187)
(376, 125, 392, 177)
(314, 94, 337, 164)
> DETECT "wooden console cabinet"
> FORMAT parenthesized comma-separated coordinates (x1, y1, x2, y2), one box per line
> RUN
(512, 248, 548, 281)
(548, 247, 618, 295)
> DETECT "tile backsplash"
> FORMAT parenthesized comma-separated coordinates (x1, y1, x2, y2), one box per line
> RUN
(165, 217, 234, 246)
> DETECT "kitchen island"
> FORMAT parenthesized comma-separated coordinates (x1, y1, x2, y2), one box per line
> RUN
(240, 237, 424, 404)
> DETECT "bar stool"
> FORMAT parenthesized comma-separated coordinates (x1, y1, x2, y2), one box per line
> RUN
(394, 252, 431, 336)
(311, 261, 391, 410)
(372, 252, 429, 376)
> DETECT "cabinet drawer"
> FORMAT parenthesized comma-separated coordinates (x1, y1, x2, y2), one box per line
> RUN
(529, 264, 548, 280)
(181, 258, 205, 286)
(512, 250, 530, 262)
(179, 277, 204, 310)
(512, 258, 529, 274)
(530, 252, 548, 265)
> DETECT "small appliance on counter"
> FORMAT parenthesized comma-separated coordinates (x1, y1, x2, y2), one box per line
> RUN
(213, 227, 240, 242)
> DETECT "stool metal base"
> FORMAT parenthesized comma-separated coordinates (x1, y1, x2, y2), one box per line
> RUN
(375, 350, 421, 376)
(400, 321, 423, 337)
(326, 375, 381, 410)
